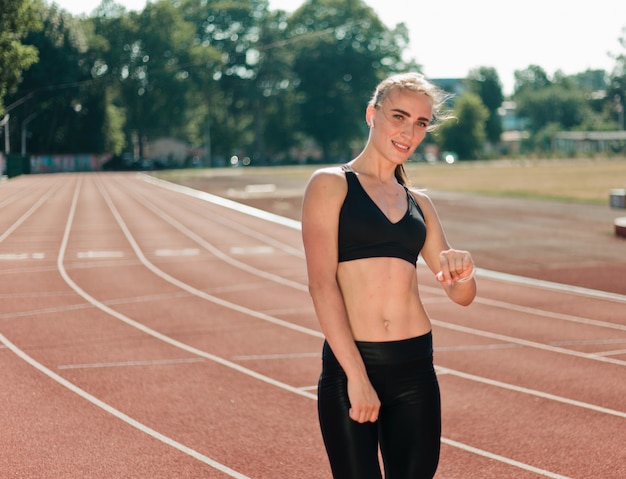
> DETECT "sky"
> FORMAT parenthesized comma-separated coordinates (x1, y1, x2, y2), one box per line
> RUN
(52, 0, 626, 95)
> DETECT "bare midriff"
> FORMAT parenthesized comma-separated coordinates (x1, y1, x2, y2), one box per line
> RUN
(336, 257, 431, 341)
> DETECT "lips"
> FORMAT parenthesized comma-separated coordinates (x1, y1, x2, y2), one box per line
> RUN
(392, 140, 410, 152)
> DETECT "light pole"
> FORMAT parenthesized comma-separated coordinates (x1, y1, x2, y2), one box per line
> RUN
(21, 111, 40, 156)
(1, 114, 9, 154)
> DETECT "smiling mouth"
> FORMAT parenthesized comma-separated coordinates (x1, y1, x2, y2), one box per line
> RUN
(392, 140, 410, 151)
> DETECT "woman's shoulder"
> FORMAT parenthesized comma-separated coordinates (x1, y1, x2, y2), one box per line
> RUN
(407, 187, 437, 214)
(303, 165, 348, 205)
(311, 164, 347, 178)
(306, 165, 348, 188)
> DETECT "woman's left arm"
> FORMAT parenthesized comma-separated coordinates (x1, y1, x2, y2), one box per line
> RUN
(412, 190, 477, 306)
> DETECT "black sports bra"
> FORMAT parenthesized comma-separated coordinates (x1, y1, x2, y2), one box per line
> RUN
(338, 165, 427, 265)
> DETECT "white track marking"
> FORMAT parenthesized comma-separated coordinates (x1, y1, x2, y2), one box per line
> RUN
(0, 253, 45, 260)
(231, 352, 320, 361)
(431, 318, 626, 367)
(0, 334, 251, 479)
(134, 175, 621, 477)
(0, 180, 61, 243)
(142, 174, 626, 305)
(437, 365, 626, 418)
(461, 288, 626, 331)
(58, 358, 205, 370)
(124, 181, 307, 290)
(95, 181, 318, 335)
(138, 176, 626, 340)
(440, 438, 572, 479)
(59, 179, 318, 400)
(1, 175, 611, 478)
(45, 177, 317, 475)
(594, 348, 626, 357)
(77, 250, 124, 258)
(141, 174, 301, 230)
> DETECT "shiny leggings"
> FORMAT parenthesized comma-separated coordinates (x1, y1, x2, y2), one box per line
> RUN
(318, 333, 441, 479)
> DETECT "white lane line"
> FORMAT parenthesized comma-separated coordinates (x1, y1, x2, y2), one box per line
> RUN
(103, 177, 592, 479)
(77, 251, 124, 259)
(550, 338, 626, 346)
(472, 292, 626, 331)
(138, 176, 626, 345)
(155, 248, 200, 257)
(2, 176, 604, 478)
(594, 348, 626, 357)
(471, 268, 626, 304)
(95, 180, 317, 337)
(440, 438, 572, 479)
(61, 178, 318, 401)
(231, 352, 320, 361)
(127, 181, 307, 291)
(143, 174, 626, 305)
(230, 246, 275, 255)
(58, 358, 205, 370)
(436, 365, 626, 419)
(141, 174, 301, 230)
(0, 253, 46, 260)
(419, 281, 626, 332)
(436, 343, 522, 352)
(51, 177, 313, 476)
(0, 180, 61, 244)
(432, 319, 626, 367)
(0, 334, 251, 479)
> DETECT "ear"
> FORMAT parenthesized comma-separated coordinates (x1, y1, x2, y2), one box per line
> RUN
(366, 105, 375, 128)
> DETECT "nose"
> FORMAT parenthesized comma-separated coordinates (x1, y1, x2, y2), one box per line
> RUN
(400, 121, 415, 139)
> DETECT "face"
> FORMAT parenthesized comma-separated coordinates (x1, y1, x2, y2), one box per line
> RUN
(367, 88, 433, 164)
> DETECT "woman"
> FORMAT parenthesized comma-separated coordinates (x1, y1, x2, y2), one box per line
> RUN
(301, 72, 477, 479)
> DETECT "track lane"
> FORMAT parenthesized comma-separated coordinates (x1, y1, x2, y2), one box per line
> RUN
(1, 173, 624, 477)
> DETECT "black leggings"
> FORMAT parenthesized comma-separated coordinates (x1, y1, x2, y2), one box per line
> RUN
(318, 332, 441, 479)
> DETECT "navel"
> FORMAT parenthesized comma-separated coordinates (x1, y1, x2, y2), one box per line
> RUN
(383, 319, 391, 330)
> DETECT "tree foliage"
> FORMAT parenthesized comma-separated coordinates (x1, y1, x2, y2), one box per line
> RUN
(437, 92, 488, 160)
(2, 1, 625, 160)
(288, 0, 414, 161)
(0, 0, 40, 115)
(466, 67, 503, 144)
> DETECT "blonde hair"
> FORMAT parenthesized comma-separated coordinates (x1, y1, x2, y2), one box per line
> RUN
(369, 72, 454, 133)
(369, 72, 454, 186)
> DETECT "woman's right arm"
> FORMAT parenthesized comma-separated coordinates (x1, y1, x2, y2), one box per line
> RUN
(301, 168, 380, 423)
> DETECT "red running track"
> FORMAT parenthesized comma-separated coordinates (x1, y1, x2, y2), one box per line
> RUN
(1, 173, 624, 478)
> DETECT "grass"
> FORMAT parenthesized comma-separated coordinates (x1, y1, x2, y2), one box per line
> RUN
(156, 157, 626, 205)
(405, 158, 626, 204)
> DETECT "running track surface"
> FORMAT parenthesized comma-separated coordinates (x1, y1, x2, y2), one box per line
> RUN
(1, 172, 624, 479)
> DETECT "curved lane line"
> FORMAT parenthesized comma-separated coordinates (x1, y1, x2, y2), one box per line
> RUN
(55, 178, 313, 476)
(141, 173, 626, 305)
(95, 178, 321, 339)
(436, 366, 626, 418)
(431, 318, 626, 367)
(440, 438, 572, 479)
(0, 333, 251, 479)
(123, 180, 307, 291)
(0, 174, 606, 479)
(0, 179, 63, 243)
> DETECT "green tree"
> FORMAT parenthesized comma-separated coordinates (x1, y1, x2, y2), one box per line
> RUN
(466, 67, 503, 145)
(514, 82, 589, 134)
(0, 0, 40, 116)
(5, 2, 108, 154)
(513, 65, 551, 94)
(179, 0, 274, 164)
(607, 26, 626, 131)
(288, 0, 414, 161)
(437, 92, 488, 160)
